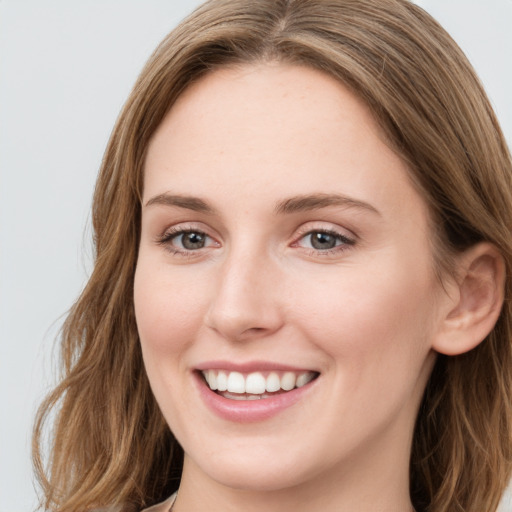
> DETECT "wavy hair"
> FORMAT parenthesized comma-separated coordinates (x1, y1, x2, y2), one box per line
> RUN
(33, 1, 512, 510)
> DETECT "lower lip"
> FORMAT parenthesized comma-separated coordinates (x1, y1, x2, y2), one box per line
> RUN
(194, 372, 317, 423)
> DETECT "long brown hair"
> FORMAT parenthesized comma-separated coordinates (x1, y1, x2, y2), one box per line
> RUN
(33, 1, 512, 510)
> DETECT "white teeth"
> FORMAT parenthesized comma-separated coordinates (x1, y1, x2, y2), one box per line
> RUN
(245, 372, 266, 394)
(227, 371, 245, 393)
(281, 372, 296, 391)
(296, 372, 315, 388)
(266, 372, 281, 392)
(208, 370, 217, 390)
(223, 392, 252, 401)
(217, 371, 228, 391)
(202, 369, 317, 396)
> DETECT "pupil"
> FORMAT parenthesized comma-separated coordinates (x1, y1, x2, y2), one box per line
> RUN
(311, 232, 336, 250)
(182, 232, 205, 249)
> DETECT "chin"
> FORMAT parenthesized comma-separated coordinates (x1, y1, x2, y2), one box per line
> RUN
(209, 466, 310, 492)
(187, 449, 320, 493)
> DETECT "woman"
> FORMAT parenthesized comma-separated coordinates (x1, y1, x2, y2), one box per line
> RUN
(33, 0, 512, 511)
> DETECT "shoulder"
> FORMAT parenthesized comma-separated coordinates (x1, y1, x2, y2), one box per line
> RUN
(140, 492, 177, 512)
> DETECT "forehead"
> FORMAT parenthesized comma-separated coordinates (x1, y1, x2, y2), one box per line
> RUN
(143, 62, 428, 227)
(147, 62, 386, 168)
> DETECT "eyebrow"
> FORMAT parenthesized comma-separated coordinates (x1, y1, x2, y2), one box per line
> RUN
(145, 193, 215, 214)
(144, 192, 380, 216)
(274, 193, 380, 216)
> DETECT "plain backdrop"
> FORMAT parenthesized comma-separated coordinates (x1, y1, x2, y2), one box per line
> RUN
(0, 1, 511, 511)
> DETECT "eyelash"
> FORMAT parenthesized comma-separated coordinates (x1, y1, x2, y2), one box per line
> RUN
(292, 228, 355, 256)
(156, 225, 356, 258)
(156, 226, 216, 258)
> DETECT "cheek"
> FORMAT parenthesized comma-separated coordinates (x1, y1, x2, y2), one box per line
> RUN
(133, 259, 212, 425)
(133, 258, 209, 357)
(290, 264, 438, 442)
(290, 254, 439, 374)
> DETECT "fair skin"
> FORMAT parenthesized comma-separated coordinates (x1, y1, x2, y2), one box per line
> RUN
(134, 63, 503, 512)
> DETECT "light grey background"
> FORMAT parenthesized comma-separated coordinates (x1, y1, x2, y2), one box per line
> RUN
(0, 1, 510, 511)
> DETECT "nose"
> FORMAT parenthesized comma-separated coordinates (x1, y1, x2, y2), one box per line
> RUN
(204, 248, 284, 342)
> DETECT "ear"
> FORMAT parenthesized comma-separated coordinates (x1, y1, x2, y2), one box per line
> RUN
(433, 242, 506, 356)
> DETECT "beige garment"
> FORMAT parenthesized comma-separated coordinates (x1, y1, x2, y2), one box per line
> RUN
(140, 492, 177, 512)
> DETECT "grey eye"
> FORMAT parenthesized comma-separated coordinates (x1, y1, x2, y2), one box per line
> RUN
(176, 231, 207, 250)
(309, 232, 338, 250)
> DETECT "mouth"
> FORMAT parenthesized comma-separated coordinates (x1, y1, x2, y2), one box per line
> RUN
(195, 364, 321, 422)
(200, 369, 319, 400)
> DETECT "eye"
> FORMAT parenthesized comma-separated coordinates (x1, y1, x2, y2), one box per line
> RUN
(173, 230, 209, 250)
(305, 231, 340, 250)
(295, 229, 355, 253)
(157, 227, 218, 255)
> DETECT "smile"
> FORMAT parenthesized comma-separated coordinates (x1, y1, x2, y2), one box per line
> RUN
(195, 365, 320, 422)
(201, 370, 318, 399)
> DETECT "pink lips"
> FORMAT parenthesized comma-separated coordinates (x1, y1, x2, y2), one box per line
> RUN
(193, 361, 318, 423)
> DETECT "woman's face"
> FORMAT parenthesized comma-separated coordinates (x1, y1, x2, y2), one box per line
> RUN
(135, 63, 445, 495)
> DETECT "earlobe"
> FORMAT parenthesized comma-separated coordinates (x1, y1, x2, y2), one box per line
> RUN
(433, 242, 506, 356)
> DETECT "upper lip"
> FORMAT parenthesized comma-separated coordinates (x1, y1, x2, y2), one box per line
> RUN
(194, 360, 318, 373)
